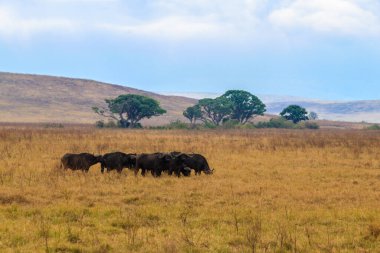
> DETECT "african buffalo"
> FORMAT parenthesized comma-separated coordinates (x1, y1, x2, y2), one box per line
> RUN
(171, 152, 214, 175)
(187, 153, 214, 175)
(135, 153, 173, 177)
(167, 152, 193, 177)
(101, 152, 136, 173)
(61, 153, 102, 172)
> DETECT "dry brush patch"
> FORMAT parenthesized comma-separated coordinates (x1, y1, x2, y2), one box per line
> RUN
(0, 127, 379, 252)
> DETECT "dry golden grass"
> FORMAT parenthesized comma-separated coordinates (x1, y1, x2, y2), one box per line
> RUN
(0, 127, 379, 253)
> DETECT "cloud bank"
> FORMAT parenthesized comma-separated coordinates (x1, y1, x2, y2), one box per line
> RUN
(0, 0, 379, 42)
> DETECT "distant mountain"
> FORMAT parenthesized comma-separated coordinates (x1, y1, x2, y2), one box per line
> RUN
(0, 72, 196, 125)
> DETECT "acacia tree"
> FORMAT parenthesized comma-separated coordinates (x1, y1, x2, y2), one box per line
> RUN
(92, 94, 166, 128)
(198, 97, 233, 125)
(183, 105, 202, 125)
(221, 90, 266, 124)
(280, 105, 309, 124)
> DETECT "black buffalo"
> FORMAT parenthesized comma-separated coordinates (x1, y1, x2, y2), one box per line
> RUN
(135, 153, 173, 177)
(101, 152, 136, 173)
(167, 152, 192, 177)
(187, 153, 214, 175)
(171, 152, 214, 175)
(61, 153, 102, 172)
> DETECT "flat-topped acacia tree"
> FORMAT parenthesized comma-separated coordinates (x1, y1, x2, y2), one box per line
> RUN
(183, 104, 202, 125)
(198, 97, 233, 126)
(93, 94, 166, 128)
(186, 90, 266, 126)
(221, 90, 266, 124)
(280, 105, 309, 124)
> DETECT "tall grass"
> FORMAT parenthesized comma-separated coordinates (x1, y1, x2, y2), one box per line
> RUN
(0, 127, 379, 252)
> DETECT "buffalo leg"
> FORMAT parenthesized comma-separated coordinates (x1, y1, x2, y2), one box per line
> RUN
(175, 167, 181, 177)
(134, 167, 139, 176)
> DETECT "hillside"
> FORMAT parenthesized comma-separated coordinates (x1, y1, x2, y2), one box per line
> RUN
(0, 72, 196, 125)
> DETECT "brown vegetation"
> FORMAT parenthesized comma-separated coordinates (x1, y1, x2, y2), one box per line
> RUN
(0, 127, 379, 252)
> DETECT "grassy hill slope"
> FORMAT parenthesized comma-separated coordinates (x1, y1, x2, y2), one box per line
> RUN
(0, 72, 196, 125)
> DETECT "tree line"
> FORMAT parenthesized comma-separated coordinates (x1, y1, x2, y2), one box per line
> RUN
(92, 90, 318, 129)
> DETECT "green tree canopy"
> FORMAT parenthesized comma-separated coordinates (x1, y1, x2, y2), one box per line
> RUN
(221, 90, 266, 124)
(280, 105, 309, 124)
(183, 105, 202, 125)
(198, 97, 233, 126)
(93, 94, 166, 128)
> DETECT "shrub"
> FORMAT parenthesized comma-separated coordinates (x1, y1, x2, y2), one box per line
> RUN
(221, 119, 240, 129)
(149, 120, 191, 130)
(43, 123, 64, 128)
(166, 120, 190, 130)
(239, 123, 256, 129)
(256, 118, 295, 129)
(95, 120, 105, 128)
(203, 121, 217, 129)
(95, 120, 121, 128)
(107, 120, 119, 128)
(367, 124, 380, 130)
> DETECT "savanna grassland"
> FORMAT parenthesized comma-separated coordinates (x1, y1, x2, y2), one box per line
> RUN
(0, 127, 379, 253)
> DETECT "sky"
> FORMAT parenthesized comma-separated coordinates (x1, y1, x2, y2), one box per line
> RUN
(1, 0, 380, 100)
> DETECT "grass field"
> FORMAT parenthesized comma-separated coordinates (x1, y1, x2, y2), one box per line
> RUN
(0, 127, 379, 253)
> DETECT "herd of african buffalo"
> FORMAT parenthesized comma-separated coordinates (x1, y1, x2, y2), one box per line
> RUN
(60, 152, 214, 177)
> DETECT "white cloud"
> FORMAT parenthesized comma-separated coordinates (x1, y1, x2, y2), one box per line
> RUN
(0, 0, 380, 42)
(99, 16, 231, 41)
(0, 5, 76, 40)
(269, 0, 380, 36)
(36, 0, 119, 3)
(97, 0, 265, 41)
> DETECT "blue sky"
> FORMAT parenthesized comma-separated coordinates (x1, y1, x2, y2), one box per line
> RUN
(1, 0, 380, 100)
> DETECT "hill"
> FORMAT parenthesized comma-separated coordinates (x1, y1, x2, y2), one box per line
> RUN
(0, 72, 196, 125)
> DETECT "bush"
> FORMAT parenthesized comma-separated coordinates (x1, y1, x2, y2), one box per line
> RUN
(301, 121, 320, 129)
(367, 124, 380, 130)
(256, 118, 296, 129)
(95, 120, 120, 128)
(256, 118, 319, 129)
(239, 123, 256, 129)
(95, 120, 105, 128)
(165, 120, 190, 130)
(221, 119, 240, 129)
(43, 123, 64, 128)
(149, 120, 191, 130)
(203, 121, 217, 129)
